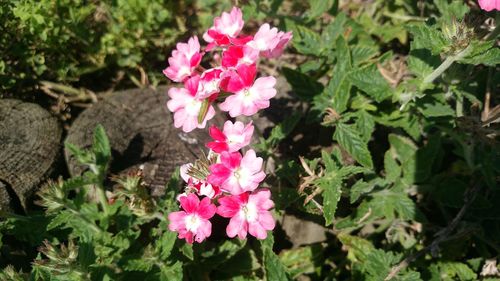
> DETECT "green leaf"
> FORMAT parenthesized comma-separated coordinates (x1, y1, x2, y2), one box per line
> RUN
(92, 124, 111, 168)
(419, 102, 455, 117)
(321, 12, 347, 48)
(313, 36, 352, 114)
(180, 242, 194, 261)
(305, 0, 334, 20)
(285, 19, 323, 56)
(279, 245, 323, 279)
(349, 64, 393, 102)
(321, 176, 342, 226)
(156, 230, 177, 260)
(65, 142, 93, 165)
(356, 110, 375, 143)
(282, 67, 324, 101)
(384, 150, 401, 183)
(337, 233, 375, 263)
(435, 0, 469, 21)
(334, 123, 373, 168)
(264, 248, 290, 281)
(458, 40, 500, 66)
(407, 23, 449, 56)
(159, 261, 183, 281)
(47, 211, 73, 230)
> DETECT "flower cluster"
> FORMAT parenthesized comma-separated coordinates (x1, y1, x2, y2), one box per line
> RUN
(164, 7, 292, 243)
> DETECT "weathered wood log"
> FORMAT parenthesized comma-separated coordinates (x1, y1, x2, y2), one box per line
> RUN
(65, 86, 211, 196)
(0, 99, 62, 212)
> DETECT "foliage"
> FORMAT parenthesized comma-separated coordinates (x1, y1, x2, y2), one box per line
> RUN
(1, 0, 500, 280)
(0, 0, 225, 97)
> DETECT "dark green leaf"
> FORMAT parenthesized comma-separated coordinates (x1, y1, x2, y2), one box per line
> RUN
(349, 64, 393, 102)
(334, 123, 373, 168)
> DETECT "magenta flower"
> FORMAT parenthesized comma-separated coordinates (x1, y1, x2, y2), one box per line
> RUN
(207, 150, 265, 195)
(246, 23, 280, 52)
(222, 45, 259, 68)
(478, 0, 500, 11)
(217, 189, 275, 239)
(168, 193, 217, 243)
(261, 31, 293, 59)
(163, 36, 202, 82)
(219, 64, 277, 117)
(203, 7, 245, 49)
(167, 75, 215, 132)
(206, 121, 254, 153)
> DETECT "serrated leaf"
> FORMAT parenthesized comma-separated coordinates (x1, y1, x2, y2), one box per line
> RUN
(285, 19, 323, 56)
(180, 243, 194, 260)
(349, 64, 393, 102)
(65, 142, 93, 165)
(157, 230, 177, 260)
(282, 67, 324, 101)
(92, 124, 111, 168)
(334, 123, 373, 168)
(47, 211, 73, 230)
(305, 0, 334, 20)
(321, 12, 347, 48)
(337, 233, 375, 263)
(279, 245, 323, 279)
(264, 247, 290, 281)
(313, 36, 352, 114)
(351, 45, 379, 66)
(384, 150, 401, 183)
(320, 176, 342, 226)
(407, 24, 449, 56)
(419, 102, 455, 117)
(356, 110, 375, 143)
(458, 40, 500, 66)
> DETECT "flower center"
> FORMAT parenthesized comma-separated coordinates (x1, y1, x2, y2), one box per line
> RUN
(227, 133, 244, 144)
(185, 99, 202, 115)
(184, 214, 202, 232)
(241, 202, 258, 222)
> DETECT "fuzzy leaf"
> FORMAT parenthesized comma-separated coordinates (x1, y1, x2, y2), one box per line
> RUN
(334, 123, 373, 168)
(349, 64, 393, 102)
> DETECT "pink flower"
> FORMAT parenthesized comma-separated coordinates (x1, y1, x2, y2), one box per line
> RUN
(222, 45, 259, 68)
(163, 36, 202, 82)
(262, 31, 293, 59)
(203, 7, 245, 49)
(197, 68, 224, 99)
(206, 121, 254, 153)
(246, 24, 280, 51)
(478, 0, 500, 11)
(217, 189, 275, 239)
(207, 150, 265, 195)
(167, 75, 215, 132)
(168, 193, 216, 243)
(219, 64, 276, 117)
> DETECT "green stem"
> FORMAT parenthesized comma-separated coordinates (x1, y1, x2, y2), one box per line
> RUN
(96, 183, 110, 216)
(423, 46, 471, 84)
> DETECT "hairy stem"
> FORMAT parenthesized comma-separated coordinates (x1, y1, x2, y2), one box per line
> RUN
(423, 46, 471, 84)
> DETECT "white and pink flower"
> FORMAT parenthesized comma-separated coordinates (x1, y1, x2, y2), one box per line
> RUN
(179, 163, 221, 199)
(163, 36, 202, 82)
(197, 68, 224, 99)
(246, 23, 280, 52)
(217, 189, 275, 239)
(166, 75, 215, 132)
(262, 31, 293, 59)
(219, 64, 276, 117)
(222, 45, 260, 68)
(206, 121, 254, 153)
(203, 7, 246, 49)
(168, 193, 217, 243)
(207, 150, 265, 195)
